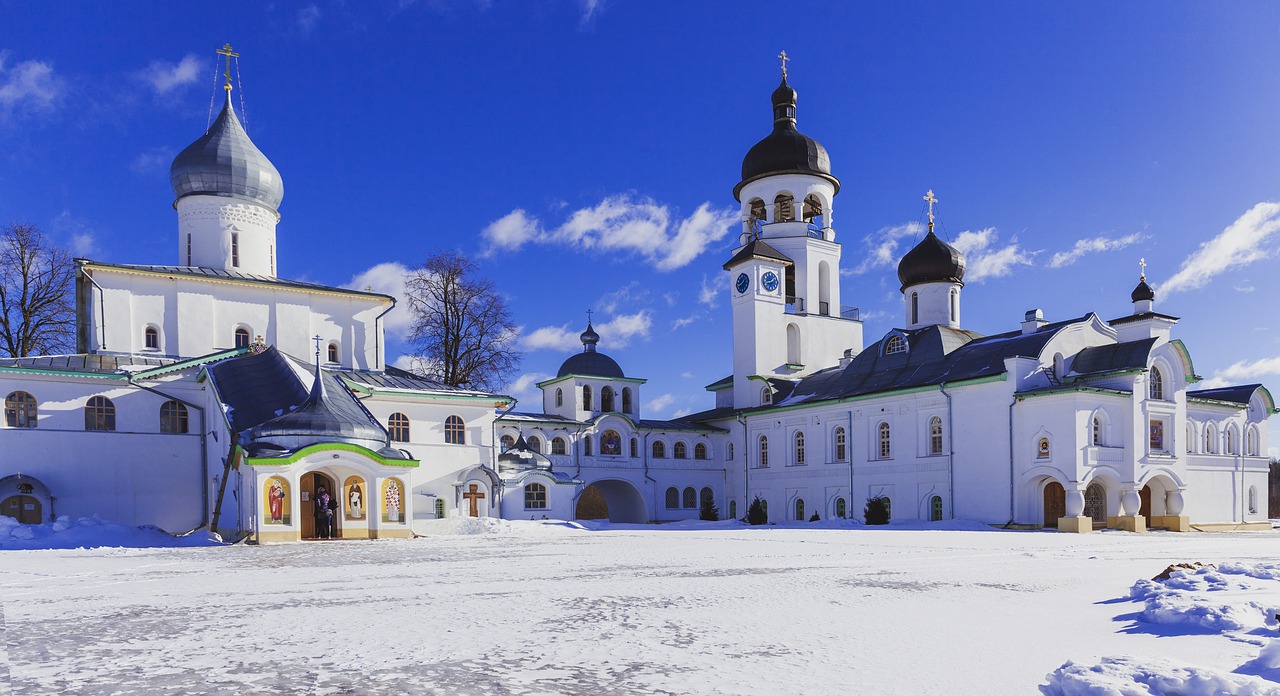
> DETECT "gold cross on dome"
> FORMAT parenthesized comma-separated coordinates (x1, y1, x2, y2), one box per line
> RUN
(216, 43, 239, 91)
(778, 50, 789, 78)
(1140, 257, 1147, 281)
(923, 189, 938, 229)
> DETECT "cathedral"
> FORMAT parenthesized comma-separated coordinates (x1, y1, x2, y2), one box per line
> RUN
(0, 53, 1273, 540)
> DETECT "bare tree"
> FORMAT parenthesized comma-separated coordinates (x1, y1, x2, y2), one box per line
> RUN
(0, 222, 75, 358)
(403, 250, 521, 391)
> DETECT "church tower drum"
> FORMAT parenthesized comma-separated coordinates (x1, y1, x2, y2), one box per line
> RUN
(169, 46, 283, 277)
(897, 190, 965, 330)
(726, 53, 862, 409)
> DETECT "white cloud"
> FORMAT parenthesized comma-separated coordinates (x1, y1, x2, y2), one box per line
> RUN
(345, 262, 413, 339)
(698, 273, 729, 308)
(1235, 281, 1256, 294)
(1197, 355, 1280, 390)
(646, 393, 676, 413)
(671, 314, 698, 330)
(1049, 233, 1144, 268)
(297, 4, 321, 34)
(131, 147, 174, 174)
(597, 281, 649, 314)
(521, 310, 652, 352)
(579, 0, 603, 25)
(1160, 202, 1280, 296)
(481, 195, 737, 271)
(848, 221, 923, 275)
(507, 371, 552, 404)
(951, 228, 1036, 282)
(0, 53, 62, 119)
(51, 210, 98, 257)
(141, 54, 201, 95)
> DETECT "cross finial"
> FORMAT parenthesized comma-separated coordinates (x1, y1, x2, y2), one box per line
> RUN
(1139, 257, 1146, 282)
(216, 43, 239, 93)
(778, 50, 790, 78)
(923, 189, 938, 231)
(586, 309, 593, 325)
(311, 335, 322, 362)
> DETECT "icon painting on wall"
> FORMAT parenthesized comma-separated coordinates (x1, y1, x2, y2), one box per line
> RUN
(383, 478, 402, 523)
(345, 476, 364, 520)
(264, 477, 290, 525)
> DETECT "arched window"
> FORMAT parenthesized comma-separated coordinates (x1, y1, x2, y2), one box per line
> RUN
(159, 400, 188, 434)
(327, 343, 339, 364)
(85, 396, 115, 431)
(834, 427, 846, 461)
(652, 440, 666, 459)
(931, 495, 943, 521)
(555, 388, 563, 408)
(622, 388, 632, 414)
(630, 437, 638, 458)
(786, 323, 801, 365)
(878, 422, 891, 459)
(4, 391, 37, 428)
(1092, 416, 1102, 446)
(694, 443, 708, 460)
(1226, 425, 1239, 455)
(802, 194, 824, 227)
(683, 487, 697, 509)
(700, 487, 714, 509)
(144, 326, 159, 349)
(794, 498, 805, 521)
(674, 441, 688, 459)
(818, 260, 831, 314)
(665, 487, 679, 509)
(759, 435, 769, 468)
(234, 327, 250, 349)
(583, 435, 593, 456)
(1037, 437, 1051, 459)
(1149, 366, 1164, 400)
(527, 436, 542, 453)
(551, 437, 567, 455)
(950, 290, 958, 323)
(1247, 427, 1260, 456)
(582, 385, 592, 411)
(727, 442, 734, 460)
(729, 500, 738, 519)
(761, 499, 769, 519)
(1249, 486, 1258, 514)
(835, 497, 847, 518)
(525, 483, 547, 509)
(748, 198, 767, 229)
(601, 386, 615, 412)
(773, 193, 794, 222)
(911, 292, 918, 325)
(761, 386, 772, 405)
(1084, 482, 1106, 523)
(434, 499, 445, 519)
(885, 336, 906, 355)
(1204, 424, 1216, 454)
(601, 430, 621, 455)
(445, 415, 465, 444)
(500, 434, 515, 452)
(793, 431, 805, 465)
(1053, 353, 1065, 380)
(929, 416, 943, 455)
(388, 413, 410, 442)
(1186, 423, 1196, 453)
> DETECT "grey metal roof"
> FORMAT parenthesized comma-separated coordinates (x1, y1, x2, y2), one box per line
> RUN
(247, 364, 390, 451)
(1069, 338, 1157, 376)
(0, 353, 174, 375)
(898, 230, 966, 290)
(169, 92, 284, 211)
(83, 261, 393, 300)
(207, 347, 310, 435)
(557, 351, 625, 379)
(1187, 384, 1265, 405)
(723, 239, 794, 270)
(502, 412, 580, 423)
(1109, 311, 1180, 326)
(341, 366, 501, 397)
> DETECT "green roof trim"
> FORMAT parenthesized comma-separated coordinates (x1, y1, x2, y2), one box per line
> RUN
(1016, 385, 1132, 400)
(340, 377, 511, 404)
(719, 372, 1010, 419)
(1168, 339, 1199, 384)
(535, 374, 648, 389)
(0, 365, 128, 380)
(1186, 396, 1248, 410)
(132, 347, 247, 380)
(245, 442, 420, 468)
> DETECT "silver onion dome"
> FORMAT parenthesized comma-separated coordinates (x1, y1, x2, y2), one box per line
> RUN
(169, 92, 284, 212)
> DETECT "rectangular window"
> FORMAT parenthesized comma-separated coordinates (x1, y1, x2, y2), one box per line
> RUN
(231, 233, 240, 268)
(270, 244, 274, 274)
(1149, 420, 1164, 452)
(186, 234, 191, 266)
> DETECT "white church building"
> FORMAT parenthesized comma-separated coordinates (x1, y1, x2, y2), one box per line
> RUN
(0, 55, 1273, 540)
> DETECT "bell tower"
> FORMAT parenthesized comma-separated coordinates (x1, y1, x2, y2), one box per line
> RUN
(726, 53, 862, 408)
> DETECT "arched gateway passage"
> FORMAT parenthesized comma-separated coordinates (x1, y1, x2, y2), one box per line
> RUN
(576, 480, 646, 523)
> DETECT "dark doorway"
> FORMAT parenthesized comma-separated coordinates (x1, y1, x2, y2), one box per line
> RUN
(1043, 482, 1065, 527)
(576, 480, 646, 523)
(576, 485, 609, 520)
(1139, 485, 1152, 520)
(301, 472, 338, 540)
(1, 495, 41, 525)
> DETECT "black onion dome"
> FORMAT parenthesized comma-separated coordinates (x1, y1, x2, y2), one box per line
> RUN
(169, 92, 284, 212)
(897, 231, 966, 291)
(1131, 279, 1155, 302)
(734, 77, 839, 200)
(557, 322, 625, 378)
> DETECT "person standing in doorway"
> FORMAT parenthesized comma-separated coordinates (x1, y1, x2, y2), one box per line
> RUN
(315, 484, 333, 539)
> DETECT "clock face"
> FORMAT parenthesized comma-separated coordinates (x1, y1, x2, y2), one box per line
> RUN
(735, 273, 750, 294)
(761, 271, 780, 293)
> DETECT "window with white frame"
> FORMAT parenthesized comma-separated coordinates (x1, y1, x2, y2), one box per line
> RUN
(877, 422, 891, 459)
(929, 416, 943, 455)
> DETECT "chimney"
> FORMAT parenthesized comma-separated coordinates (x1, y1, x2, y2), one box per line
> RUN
(1021, 309, 1047, 334)
(839, 347, 857, 368)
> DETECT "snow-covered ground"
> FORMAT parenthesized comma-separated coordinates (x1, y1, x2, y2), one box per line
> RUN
(4, 518, 1280, 695)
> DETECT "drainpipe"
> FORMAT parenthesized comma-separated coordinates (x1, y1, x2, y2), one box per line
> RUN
(940, 382, 954, 519)
(737, 413, 749, 513)
(492, 397, 519, 471)
(1008, 395, 1018, 524)
(128, 376, 208, 531)
(846, 411, 854, 517)
(81, 265, 108, 351)
(372, 298, 396, 370)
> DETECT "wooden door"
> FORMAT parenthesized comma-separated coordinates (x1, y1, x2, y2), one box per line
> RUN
(1043, 482, 1065, 527)
(1139, 485, 1152, 520)
(300, 472, 337, 539)
(2, 495, 41, 525)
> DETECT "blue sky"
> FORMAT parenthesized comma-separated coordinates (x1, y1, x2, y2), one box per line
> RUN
(2, 1, 1279, 453)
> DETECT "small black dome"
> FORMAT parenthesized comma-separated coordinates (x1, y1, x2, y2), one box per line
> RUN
(735, 77, 838, 200)
(897, 231, 966, 290)
(557, 351, 625, 379)
(1131, 278, 1155, 302)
